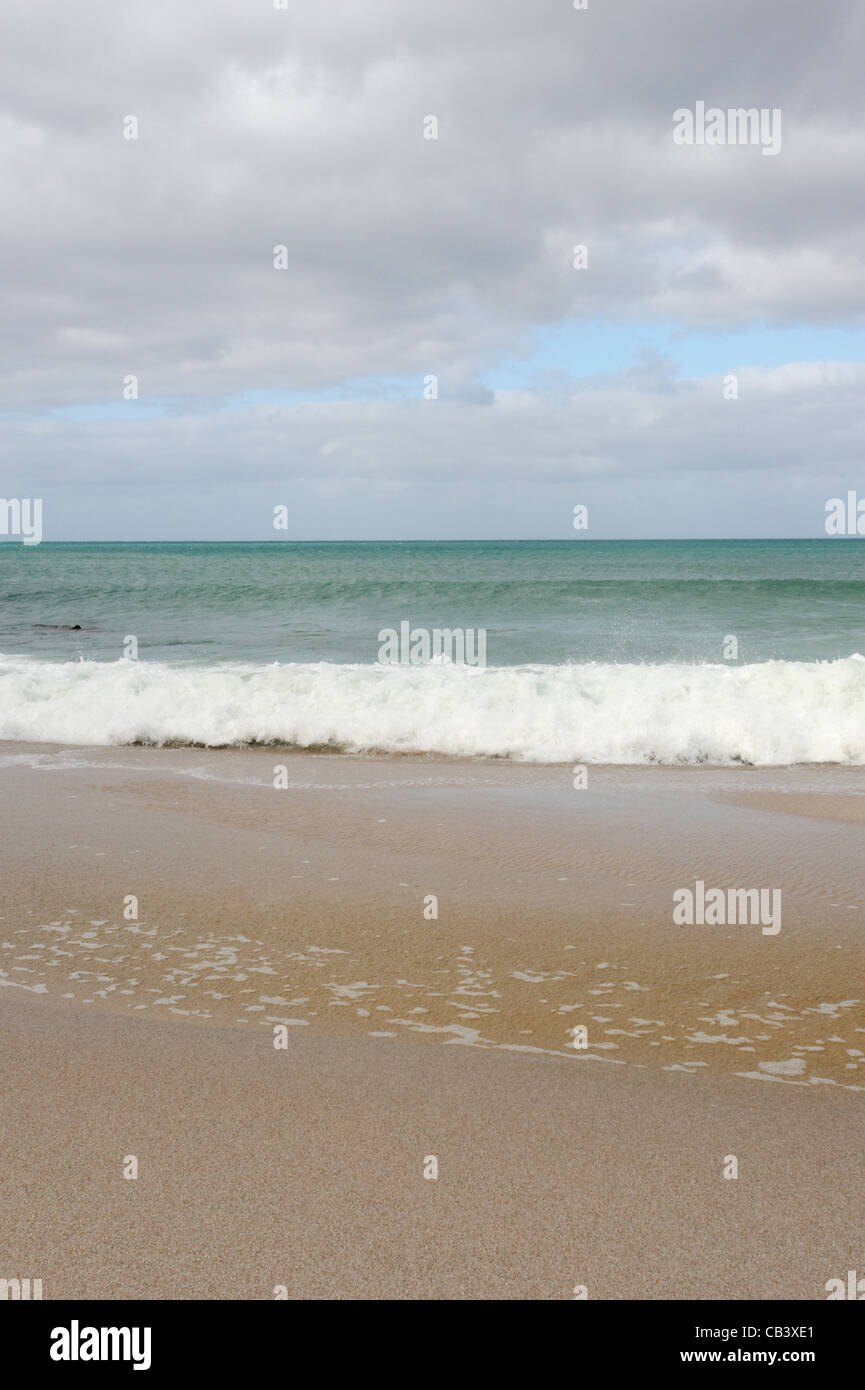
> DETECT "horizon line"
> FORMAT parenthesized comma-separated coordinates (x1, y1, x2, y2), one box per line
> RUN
(0, 536, 845, 546)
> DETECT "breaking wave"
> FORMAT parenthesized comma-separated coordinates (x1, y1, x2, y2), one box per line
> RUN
(1, 653, 865, 765)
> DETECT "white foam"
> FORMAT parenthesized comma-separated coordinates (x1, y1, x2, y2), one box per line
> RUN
(1, 652, 865, 765)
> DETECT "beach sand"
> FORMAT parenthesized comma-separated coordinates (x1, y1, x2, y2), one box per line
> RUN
(1, 745, 863, 1298)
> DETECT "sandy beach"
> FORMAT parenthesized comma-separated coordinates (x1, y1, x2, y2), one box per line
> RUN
(0, 745, 863, 1298)
(2, 987, 863, 1301)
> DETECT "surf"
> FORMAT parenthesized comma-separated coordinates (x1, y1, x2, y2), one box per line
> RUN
(1, 652, 865, 765)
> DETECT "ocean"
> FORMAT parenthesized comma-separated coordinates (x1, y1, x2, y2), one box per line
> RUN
(1, 538, 864, 762)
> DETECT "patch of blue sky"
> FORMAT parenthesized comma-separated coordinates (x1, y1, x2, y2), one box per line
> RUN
(481, 319, 865, 388)
(45, 400, 168, 422)
(31, 375, 420, 421)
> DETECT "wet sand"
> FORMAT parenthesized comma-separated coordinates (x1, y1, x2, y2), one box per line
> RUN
(1, 746, 863, 1085)
(0, 745, 863, 1298)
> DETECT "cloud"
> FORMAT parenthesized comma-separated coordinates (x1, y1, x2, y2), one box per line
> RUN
(1, 0, 863, 534)
(3, 358, 863, 538)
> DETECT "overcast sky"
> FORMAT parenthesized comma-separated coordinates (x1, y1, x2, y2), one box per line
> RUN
(1, 0, 864, 539)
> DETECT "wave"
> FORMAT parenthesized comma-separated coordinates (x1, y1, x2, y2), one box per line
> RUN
(1, 653, 865, 764)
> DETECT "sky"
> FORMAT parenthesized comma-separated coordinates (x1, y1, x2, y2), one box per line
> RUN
(1, 0, 864, 540)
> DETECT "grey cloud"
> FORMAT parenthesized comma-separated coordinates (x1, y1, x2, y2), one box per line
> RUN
(2, 360, 863, 536)
(0, 0, 862, 537)
(0, 0, 863, 409)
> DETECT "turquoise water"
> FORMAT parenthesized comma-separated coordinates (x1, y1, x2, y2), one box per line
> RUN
(3, 540, 865, 760)
(2, 539, 865, 665)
